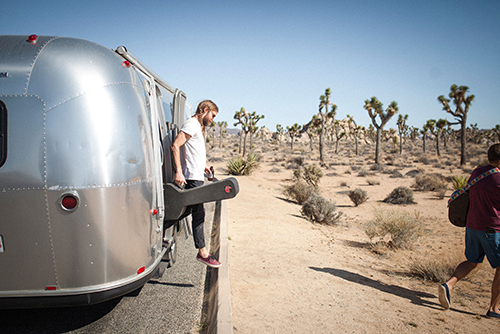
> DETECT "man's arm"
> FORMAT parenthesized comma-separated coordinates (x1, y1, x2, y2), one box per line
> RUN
(171, 131, 191, 186)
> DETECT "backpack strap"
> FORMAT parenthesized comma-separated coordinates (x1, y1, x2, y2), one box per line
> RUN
(448, 167, 500, 205)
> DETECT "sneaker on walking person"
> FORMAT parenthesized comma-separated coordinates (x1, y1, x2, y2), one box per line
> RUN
(196, 253, 221, 268)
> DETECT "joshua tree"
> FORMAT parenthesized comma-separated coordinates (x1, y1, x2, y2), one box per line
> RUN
(438, 85, 474, 166)
(331, 120, 346, 154)
(286, 123, 302, 150)
(248, 112, 264, 151)
(364, 97, 398, 164)
(318, 88, 337, 163)
(207, 121, 216, 148)
(275, 124, 284, 146)
(409, 126, 419, 142)
(233, 108, 251, 157)
(217, 121, 227, 148)
(396, 114, 409, 155)
(426, 119, 446, 156)
(305, 117, 320, 151)
(494, 125, 500, 142)
(347, 115, 362, 155)
(420, 124, 429, 153)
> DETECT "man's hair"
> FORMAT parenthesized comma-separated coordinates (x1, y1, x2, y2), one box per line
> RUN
(195, 100, 218, 115)
(488, 143, 500, 163)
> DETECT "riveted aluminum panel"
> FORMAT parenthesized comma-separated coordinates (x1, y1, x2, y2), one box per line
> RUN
(47, 183, 153, 288)
(0, 95, 46, 189)
(44, 83, 152, 189)
(0, 190, 57, 291)
(0, 35, 58, 95)
(27, 37, 136, 110)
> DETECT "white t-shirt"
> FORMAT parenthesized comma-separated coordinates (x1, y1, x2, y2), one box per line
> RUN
(180, 117, 206, 181)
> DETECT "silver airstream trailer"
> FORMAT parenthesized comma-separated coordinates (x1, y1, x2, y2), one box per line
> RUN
(0, 35, 238, 309)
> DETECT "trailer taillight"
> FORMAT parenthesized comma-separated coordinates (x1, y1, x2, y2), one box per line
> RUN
(137, 266, 145, 274)
(59, 191, 80, 212)
(27, 35, 38, 44)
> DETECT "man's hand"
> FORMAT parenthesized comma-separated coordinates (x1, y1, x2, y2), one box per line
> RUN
(174, 170, 187, 187)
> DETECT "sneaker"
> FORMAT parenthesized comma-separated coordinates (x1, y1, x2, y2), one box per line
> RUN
(196, 253, 221, 268)
(438, 283, 451, 310)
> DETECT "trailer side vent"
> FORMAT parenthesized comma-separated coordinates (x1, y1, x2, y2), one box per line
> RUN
(0, 100, 6, 168)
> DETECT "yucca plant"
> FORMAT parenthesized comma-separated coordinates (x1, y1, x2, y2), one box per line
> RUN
(451, 175, 468, 190)
(226, 152, 259, 175)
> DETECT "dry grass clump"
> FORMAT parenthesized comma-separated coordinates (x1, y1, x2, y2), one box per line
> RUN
(301, 192, 343, 225)
(365, 208, 424, 249)
(412, 173, 447, 191)
(348, 188, 369, 206)
(407, 249, 466, 282)
(383, 187, 416, 205)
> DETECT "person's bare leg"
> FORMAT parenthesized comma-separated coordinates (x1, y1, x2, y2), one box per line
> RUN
(446, 260, 479, 291)
(489, 268, 500, 314)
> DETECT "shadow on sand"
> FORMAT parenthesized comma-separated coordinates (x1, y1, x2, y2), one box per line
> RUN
(308, 266, 478, 316)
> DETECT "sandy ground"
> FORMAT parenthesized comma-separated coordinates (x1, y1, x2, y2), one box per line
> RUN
(208, 138, 499, 334)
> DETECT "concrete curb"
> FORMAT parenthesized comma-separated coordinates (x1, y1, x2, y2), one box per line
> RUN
(207, 200, 233, 334)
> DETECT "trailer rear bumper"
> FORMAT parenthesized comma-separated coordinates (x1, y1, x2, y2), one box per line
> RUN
(0, 249, 167, 309)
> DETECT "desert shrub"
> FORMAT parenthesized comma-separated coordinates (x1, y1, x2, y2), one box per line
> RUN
(282, 182, 315, 205)
(340, 181, 349, 187)
(348, 188, 369, 206)
(226, 152, 259, 176)
(405, 169, 421, 178)
(435, 188, 446, 199)
(301, 192, 343, 225)
(269, 167, 281, 173)
(286, 156, 304, 169)
(476, 157, 489, 167)
(451, 175, 468, 190)
(370, 164, 386, 172)
(383, 187, 416, 205)
(389, 170, 404, 178)
(357, 168, 375, 177)
(412, 173, 447, 191)
(366, 178, 380, 185)
(365, 208, 423, 249)
(293, 165, 323, 187)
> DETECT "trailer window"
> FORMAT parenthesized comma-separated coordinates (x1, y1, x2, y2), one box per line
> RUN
(0, 100, 6, 168)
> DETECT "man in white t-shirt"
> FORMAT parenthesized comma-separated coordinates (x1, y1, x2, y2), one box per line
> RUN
(171, 100, 220, 268)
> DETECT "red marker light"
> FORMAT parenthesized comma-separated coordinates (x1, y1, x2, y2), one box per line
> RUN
(225, 186, 232, 193)
(122, 60, 131, 68)
(27, 35, 38, 44)
(61, 195, 78, 211)
(59, 192, 80, 211)
(46, 286, 57, 291)
(151, 209, 158, 215)
(137, 266, 145, 274)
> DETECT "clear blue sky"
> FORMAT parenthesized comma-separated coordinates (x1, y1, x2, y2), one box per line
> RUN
(3, 0, 499, 132)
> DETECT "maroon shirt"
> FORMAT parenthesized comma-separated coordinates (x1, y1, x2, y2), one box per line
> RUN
(467, 165, 500, 232)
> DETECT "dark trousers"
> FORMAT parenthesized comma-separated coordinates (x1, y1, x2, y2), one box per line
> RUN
(185, 180, 205, 249)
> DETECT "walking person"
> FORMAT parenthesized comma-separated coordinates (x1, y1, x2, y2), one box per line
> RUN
(438, 143, 500, 317)
(171, 100, 221, 268)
